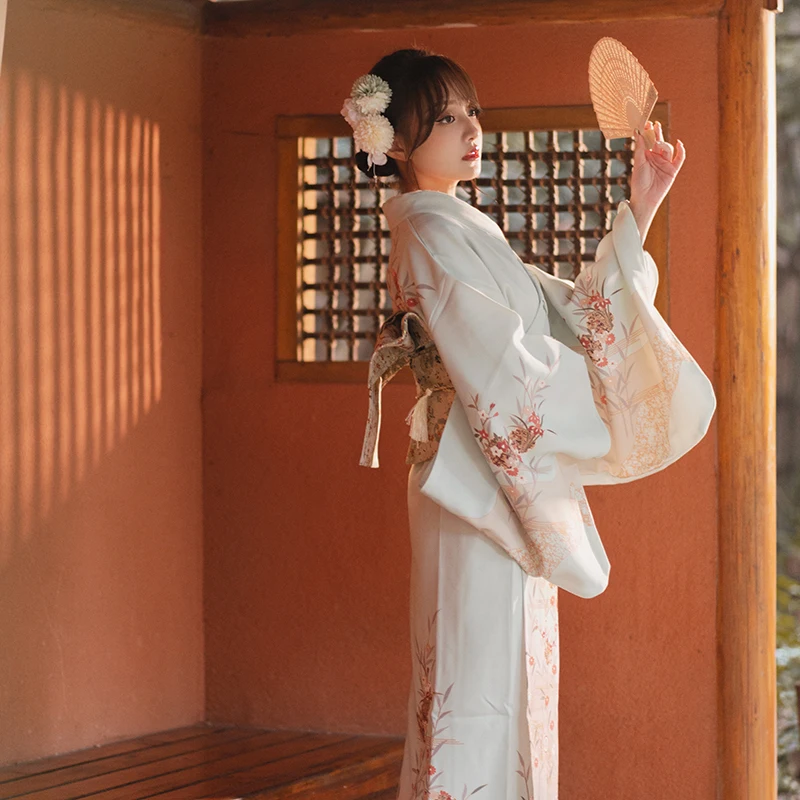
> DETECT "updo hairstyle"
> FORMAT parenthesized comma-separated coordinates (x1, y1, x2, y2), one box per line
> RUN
(354, 48, 482, 193)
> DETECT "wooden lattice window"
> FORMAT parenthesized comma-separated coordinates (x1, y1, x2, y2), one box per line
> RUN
(276, 105, 669, 382)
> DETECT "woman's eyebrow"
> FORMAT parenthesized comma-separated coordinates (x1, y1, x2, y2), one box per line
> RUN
(443, 99, 478, 110)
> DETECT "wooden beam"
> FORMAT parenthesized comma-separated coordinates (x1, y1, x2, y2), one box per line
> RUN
(45, 0, 202, 29)
(717, 0, 777, 796)
(203, 0, 723, 37)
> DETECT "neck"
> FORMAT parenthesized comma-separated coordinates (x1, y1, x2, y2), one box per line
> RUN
(398, 164, 458, 196)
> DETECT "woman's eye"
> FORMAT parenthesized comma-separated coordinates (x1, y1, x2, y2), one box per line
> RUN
(437, 109, 481, 124)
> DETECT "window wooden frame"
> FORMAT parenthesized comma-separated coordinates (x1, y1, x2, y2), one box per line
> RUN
(275, 103, 670, 384)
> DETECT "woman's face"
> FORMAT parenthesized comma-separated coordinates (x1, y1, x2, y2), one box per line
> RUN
(391, 94, 483, 195)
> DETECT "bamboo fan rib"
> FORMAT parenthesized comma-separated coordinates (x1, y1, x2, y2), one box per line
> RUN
(589, 37, 658, 146)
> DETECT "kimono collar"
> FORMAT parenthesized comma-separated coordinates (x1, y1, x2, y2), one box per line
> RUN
(381, 190, 506, 243)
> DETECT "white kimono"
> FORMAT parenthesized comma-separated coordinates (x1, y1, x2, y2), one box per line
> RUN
(362, 189, 715, 800)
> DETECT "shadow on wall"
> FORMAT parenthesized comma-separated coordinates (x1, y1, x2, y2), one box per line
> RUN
(0, 63, 163, 570)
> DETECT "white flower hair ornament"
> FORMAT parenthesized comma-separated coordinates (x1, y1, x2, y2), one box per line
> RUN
(341, 74, 395, 171)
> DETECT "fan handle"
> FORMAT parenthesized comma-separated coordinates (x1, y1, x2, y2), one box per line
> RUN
(637, 123, 657, 149)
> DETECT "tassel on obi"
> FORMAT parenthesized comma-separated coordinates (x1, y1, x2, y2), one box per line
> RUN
(405, 388, 433, 442)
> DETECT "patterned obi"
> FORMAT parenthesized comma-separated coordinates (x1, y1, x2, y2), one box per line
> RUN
(359, 310, 456, 468)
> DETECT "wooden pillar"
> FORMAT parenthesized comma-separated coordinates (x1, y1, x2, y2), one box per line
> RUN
(717, 0, 777, 798)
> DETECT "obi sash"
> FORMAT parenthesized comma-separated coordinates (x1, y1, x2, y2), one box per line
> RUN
(359, 310, 456, 468)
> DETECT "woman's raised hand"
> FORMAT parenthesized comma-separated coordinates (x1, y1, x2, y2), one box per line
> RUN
(628, 120, 686, 242)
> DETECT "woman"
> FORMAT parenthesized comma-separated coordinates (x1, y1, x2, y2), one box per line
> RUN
(345, 48, 715, 800)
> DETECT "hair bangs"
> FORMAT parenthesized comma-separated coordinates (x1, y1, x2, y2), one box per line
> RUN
(434, 60, 481, 114)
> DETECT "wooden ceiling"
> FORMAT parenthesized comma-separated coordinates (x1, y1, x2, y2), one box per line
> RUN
(199, 0, 726, 37)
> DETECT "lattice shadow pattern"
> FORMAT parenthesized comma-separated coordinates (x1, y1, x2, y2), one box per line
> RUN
(297, 130, 633, 362)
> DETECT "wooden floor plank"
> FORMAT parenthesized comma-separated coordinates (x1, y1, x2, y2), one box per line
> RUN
(2, 728, 404, 800)
(250, 740, 403, 799)
(145, 736, 402, 800)
(46, 732, 350, 800)
(0, 728, 264, 797)
(355, 791, 398, 800)
(1, 731, 311, 800)
(0, 726, 218, 783)
(99, 734, 357, 800)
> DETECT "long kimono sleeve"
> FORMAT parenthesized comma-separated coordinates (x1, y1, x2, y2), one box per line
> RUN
(524, 200, 716, 485)
(395, 216, 618, 599)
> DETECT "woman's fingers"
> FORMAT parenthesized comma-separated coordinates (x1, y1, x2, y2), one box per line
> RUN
(655, 141, 674, 160)
(633, 126, 686, 176)
(672, 138, 686, 169)
(644, 120, 668, 143)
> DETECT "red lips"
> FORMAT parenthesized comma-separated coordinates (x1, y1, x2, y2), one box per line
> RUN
(463, 146, 480, 161)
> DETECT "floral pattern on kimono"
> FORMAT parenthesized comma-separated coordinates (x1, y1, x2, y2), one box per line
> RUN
(463, 356, 582, 578)
(524, 576, 559, 796)
(408, 605, 546, 800)
(390, 226, 610, 587)
(523, 203, 714, 487)
(383, 196, 715, 593)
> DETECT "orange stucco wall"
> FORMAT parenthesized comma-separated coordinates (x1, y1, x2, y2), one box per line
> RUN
(203, 16, 718, 799)
(0, 0, 204, 764)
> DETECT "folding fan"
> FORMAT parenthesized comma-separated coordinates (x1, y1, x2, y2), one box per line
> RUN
(588, 37, 658, 148)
